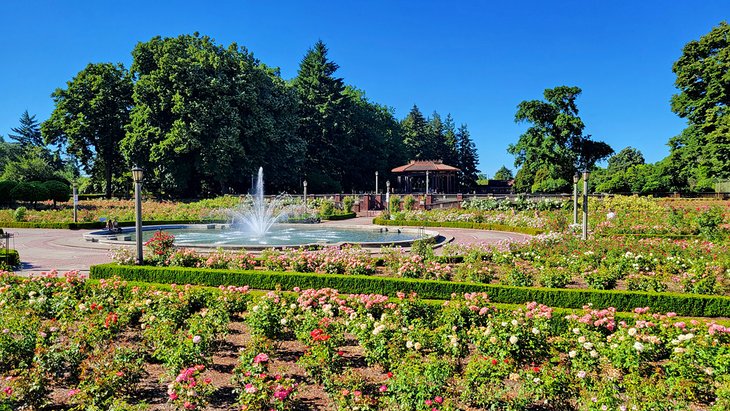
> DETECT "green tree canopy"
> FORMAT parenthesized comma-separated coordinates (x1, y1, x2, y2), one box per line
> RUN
(607, 147, 645, 173)
(669, 21, 730, 190)
(43, 63, 133, 198)
(508, 86, 613, 192)
(401, 105, 431, 160)
(493, 165, 514, 180)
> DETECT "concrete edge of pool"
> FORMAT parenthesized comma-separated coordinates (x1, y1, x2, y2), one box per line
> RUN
(83, 223, 448, 252)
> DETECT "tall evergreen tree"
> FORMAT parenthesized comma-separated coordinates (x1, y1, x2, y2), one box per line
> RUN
(9, 111, 43, 148)
(441, 114, 459, 166)
(456, 124, 479, 191)
(493, 165, 514, 180)
(428, 112, 448, 161)
(292, 40, 350, 192)
(401, 105, 430, 160)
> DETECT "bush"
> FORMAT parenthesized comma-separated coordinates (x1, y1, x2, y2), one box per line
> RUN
(403, 195, 416, 211)
(372, 217, 544, 236)
(388, 195, 401, 213)
(42, 180, 71, 206)
(13, 207, 27, 222)
(319, 199, 335, 218)
(10, 182, 49, 204)
(0, 249, 20, 267)
(0, 181, 17, 203)
(342, 196, 355, 213)
(89, 263, 730, 317)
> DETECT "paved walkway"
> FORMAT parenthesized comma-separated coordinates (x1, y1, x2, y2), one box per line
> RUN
(3, 218, 530, 276)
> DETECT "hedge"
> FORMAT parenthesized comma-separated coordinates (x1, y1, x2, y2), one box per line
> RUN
(372, 218, 545, 236)
(0, 219, 228, 230)
(323, 212, 357, 221)
(0, 249, 20, 267)
(90, 264, 730, 318)
(597, 233, 700, 240)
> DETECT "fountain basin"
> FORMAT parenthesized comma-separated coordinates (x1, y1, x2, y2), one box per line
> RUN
(85, 223, 441, 251)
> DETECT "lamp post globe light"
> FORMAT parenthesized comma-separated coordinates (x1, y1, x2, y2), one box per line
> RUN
(375, 171, 379, 194)
(385, 180, 391, 208)
(72, 181, 79, 223)
(132, 167, 144, 265)
(582, 170, 590, 241)
(572, 173, 579, 225)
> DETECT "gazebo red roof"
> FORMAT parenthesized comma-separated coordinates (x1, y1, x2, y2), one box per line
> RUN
(391, 160, 460, 173)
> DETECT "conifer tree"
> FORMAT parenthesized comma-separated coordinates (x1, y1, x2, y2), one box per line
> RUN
(9, 111, 43, 148)
(457, 124, 479, 191)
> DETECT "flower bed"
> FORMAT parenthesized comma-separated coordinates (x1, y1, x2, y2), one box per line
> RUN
(1, 271, 729, 410)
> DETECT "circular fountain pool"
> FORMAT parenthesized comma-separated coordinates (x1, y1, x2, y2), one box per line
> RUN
(85, 224, 439, 250)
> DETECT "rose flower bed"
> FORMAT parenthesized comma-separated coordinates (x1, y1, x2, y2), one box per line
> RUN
(1, 270, 729, 410)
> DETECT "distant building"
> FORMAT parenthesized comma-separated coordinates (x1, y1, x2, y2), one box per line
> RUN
(391, 160, 460, 193)
(474, 179, 514, 194)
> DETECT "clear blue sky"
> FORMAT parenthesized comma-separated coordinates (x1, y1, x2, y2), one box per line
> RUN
(0, 1, 727, 177)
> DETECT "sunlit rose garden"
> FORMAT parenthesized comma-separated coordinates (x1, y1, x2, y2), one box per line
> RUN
(1, 196, 729, 410)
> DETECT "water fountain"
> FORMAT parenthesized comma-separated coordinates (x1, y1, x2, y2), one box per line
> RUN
(231, 167, 290, 236)
(85, 167, 438, 248)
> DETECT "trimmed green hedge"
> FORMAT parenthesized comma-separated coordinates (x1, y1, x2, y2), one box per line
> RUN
(597, 233, 700, 239)
(373, 218, 544, 236)
(323, 212, 357, 221)
(0, 249, 20, 267)
(90, 264, 730, 318)
(0, 219, 228, 230)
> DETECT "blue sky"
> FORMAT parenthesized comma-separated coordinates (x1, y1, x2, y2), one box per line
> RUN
(0, 1, 727, 177)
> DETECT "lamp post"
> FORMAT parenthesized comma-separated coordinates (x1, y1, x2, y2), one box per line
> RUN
(375, 171, 379, 194)
(72, 181, 78, 223)
(385, 180, 391, 208)
(425, 170, 429, 194)
(132, 167, 144, 265)
(582, 170, 590, 240)
(572, 173, 579, 225)
(303, 180, 308, 209)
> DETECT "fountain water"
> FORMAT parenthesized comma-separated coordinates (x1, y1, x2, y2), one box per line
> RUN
(231, 167, 290, 236)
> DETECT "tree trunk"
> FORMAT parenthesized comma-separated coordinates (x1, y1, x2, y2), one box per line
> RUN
(105, 162, 113, 199)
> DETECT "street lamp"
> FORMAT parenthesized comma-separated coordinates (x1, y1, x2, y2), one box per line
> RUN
(72, 181, 78, 223)
(132, 167, 144, 265)
(375, 171, 379, 194)
(572, 173, 579, 225)
(582, 170, 590, 240)
(303, 180, 308, 209)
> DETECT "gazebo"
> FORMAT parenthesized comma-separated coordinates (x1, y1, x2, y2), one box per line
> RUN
(391, 160, 460, 193)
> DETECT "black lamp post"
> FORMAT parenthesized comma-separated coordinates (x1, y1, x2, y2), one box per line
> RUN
(72, 181, 78, 223)
(582, 171, 590, 240)
(303, 180, 308, 209)
(132, 167, 144, 264)
(573, 173, 579, 225)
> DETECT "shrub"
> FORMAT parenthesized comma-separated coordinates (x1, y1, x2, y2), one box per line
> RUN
(13, 207, 27, 222)
(41, 180, 71, 206)
(0, 181, 16, 203)
(402, 195, 416, 211)
(388, 195, 401, 213)
(144, 230, 175, 263)
(319, 199, 335, 218)
(342, 196, 355, 213)
(0, 249, 21, 267)
(504, 268, 534, 287)
(695, 205, 726, 241)
(538, 267, 571, 288)
(10, 182, 49, 204)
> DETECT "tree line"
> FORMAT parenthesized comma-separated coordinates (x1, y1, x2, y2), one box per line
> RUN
(500, 21, 729, 194)
(0, 35, 480, 198)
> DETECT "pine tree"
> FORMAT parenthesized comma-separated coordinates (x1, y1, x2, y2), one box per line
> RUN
(428, 112, 449, 161)
(292, 40, 350, 192)
(457, 124, 479, 191)
(9, 110, 43, 147)
(442, 113, 459, 166)
(401, 105, 429, 159)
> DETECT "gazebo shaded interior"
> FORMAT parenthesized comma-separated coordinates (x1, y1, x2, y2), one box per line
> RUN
(391, 160, 460, 193)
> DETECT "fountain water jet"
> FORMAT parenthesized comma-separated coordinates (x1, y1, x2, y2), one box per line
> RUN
(231, 167, 292, 236)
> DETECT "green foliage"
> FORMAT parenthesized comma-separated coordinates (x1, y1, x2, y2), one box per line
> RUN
(0, 181, 16, 203)
(493, 165, 513, 180)
(402, 194, 416, 211)
(695, 205, 726, 241)
(318, 199, 335, 218)
(670, 22, 730, 188)
(457, 124, 480, 191)
(12, 207, 27, 222)
(342, 195, 355, 213)
(90, 263, 730, 317)
(43, 63, 133, 199)
(0, 249, 20, 267)
(1, 148, 59, 183)
(508, 86, 614, 192)
(41, 180, 70, 205)
(10, 182, 48, 204)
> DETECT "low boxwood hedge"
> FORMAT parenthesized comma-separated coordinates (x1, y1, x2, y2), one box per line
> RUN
(372, 218, 544, 236)
(0, 249, 20, 267)
(323, 212, 357, 221)
(90, 263, 730, 318)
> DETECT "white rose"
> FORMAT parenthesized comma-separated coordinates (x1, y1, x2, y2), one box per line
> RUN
(633, 342, 645, 352)
(628, 327, 637, 336)
(509, 335, 519, 345)
(568, 350, 577, 358)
